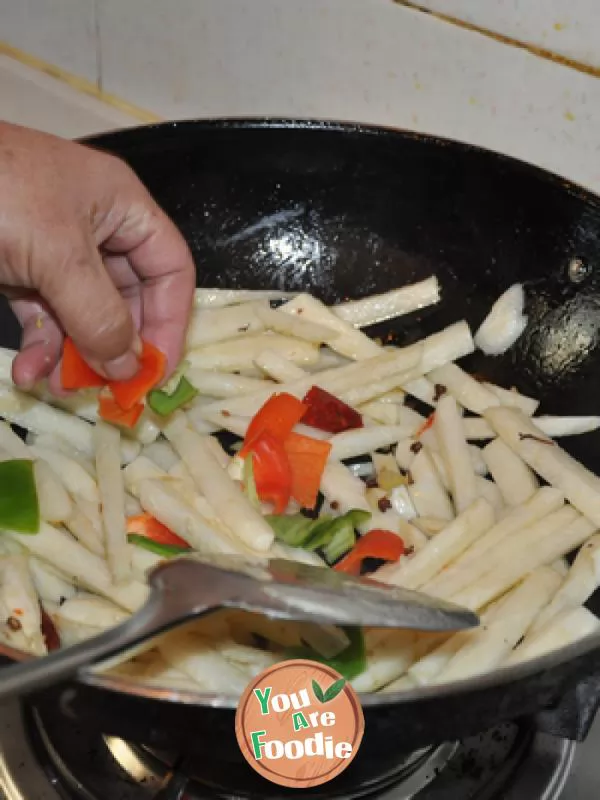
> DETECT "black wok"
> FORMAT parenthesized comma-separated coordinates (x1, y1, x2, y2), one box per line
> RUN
(5, 118, 600, 796)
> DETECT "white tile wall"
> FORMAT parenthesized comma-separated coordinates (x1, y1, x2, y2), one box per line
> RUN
(0, 0, 98, 84)
(95, 0, 600, 193)
(412, 0, 600, 69)
(0, 56, 137, 138)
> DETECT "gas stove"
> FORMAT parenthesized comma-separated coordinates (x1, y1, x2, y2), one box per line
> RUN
(0, 700, 598, 800)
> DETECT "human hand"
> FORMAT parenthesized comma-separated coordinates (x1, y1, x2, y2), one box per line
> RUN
(0, 122, 195, 395)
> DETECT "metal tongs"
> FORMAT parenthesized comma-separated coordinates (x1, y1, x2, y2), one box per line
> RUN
(0, 554, 479, 700)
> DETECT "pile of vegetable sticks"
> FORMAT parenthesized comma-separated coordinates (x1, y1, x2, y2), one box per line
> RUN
(0, 277, 598, 696)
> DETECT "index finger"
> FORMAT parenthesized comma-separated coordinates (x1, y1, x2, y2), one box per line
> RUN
(102, 200, 196, 380)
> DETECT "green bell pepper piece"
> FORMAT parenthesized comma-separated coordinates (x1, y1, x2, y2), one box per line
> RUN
(147, 376, 198, 416)
(0, 459, 40, 534)
(127, 533, 190, 557)
(287, 627, 367, 680)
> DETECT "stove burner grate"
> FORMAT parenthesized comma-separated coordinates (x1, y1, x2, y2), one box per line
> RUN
(0, 701, 576, 800)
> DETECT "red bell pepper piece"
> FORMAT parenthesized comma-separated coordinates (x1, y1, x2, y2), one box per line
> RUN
(40, 606, 61, 652)
(240, 393, 307, 456)
(283, 432, 332, 510)
(126, 513, 191, 549)
(415, 412, 436, 438)
(61, 338, 105, 390)
(333, 529, 405, 576)
(98, 394, 144, 429)
(244, 432, 293, 514)
(301, 386, 363, 434)
(109, 340, 166, 411)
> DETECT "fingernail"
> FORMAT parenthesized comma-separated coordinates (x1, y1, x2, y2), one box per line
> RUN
(132, 332, 143, 357)
(102, 350, 139, 381)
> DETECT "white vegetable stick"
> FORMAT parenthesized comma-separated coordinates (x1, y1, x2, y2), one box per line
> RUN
(408, 449, 454, 521)
(434, 395, 478, 513)
(332, 277, 441, 327)
(408, 592, 526, 685)
(505, 607, 600, 666)
(451, 512, 596, 611)
(157, 629, 250, 694)
(56, 594, 129, 629)
(5, 525, 147, 613)
(319, 461, 370, 514)
(186, 302, 266, 348)
(533, 416, 600, 438)
(427, 363, 500, 415)
(428, 450, 487, 491)
(359, 400, 400, 426)
(485, 406, 600, 526)
(129, 543, 164, 581)
(381, 675, 418, 692)
(0, 421, 31, 459)
(482, 438, 538, 506)
(204, 436, 231, 469)
(255, 305, 339, 343)
(412, 517, 448, 537)
(395, 439, 420, 472)
(30, 445, 99, 503)
(403, 377, 437, 408)
(398, 521, 430, 552)
(94, 422, 130, 583)
(270, 542, 327, 567)
(551, 558, 570, 577)
(184, 404, 222, 435)
(0, 382, 140, 463)
(186, 369, 268, 398)
(408, 632, 469, 686)
(141, 440, 180, 472)
(164, 422, 274, 552)
(308, 347, 351, 372)
(376, 498, 495, 589)
(327, 425, 417, 462)
(340, 369, 421, 408)
(64, 505, 105, 556)
(196, 322, 467, 420)
(137, 479, 256, 557)
(254, 349, 308, 382)
(463, 418, 496, 440)
(476, 477, 505, 514)
(482, 383, 539, 416)
(530, 534, 600, 634)
(187, 333, 319, 372)
(34, 460, 73, 523)
(29, 433, 96, 476)
(350, 630, 419, 693)
(193, 288, 295, 309)
(35, 389, 162, 445)
(0, 555, 46, 655)
(29, 557, 77, 606)
(418, 321, 475, 373)
(435, 567, 562, 684)
(422, 488, 566, 600)
(279, 294, 382, 360)
(475, 284, 528, 356)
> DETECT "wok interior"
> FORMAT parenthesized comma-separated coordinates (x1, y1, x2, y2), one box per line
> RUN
(4, 119, 600, 699)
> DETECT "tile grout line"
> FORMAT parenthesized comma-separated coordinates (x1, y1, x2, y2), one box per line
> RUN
(93, 0, 103, 93)
(0, 41, 163, 124)
(393, 0, 600, 80)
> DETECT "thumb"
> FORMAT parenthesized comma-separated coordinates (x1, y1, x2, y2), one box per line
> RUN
(37, 233, 140, 381)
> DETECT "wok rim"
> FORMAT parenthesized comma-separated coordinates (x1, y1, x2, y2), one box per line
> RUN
(29, 116, 600, 707)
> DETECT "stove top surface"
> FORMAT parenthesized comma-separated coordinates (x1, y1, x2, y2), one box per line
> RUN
(0, 699, 598, 800)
